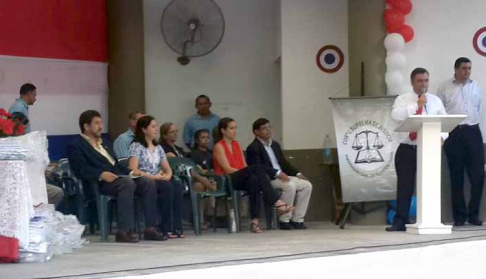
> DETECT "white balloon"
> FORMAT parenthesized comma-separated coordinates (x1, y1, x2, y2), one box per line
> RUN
(384, 33, 405, 52)
(385, 72, 404, 89)
(385, 53, 407, 72)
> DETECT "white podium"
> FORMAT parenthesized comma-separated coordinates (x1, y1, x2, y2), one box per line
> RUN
(395, 115, 466, 235)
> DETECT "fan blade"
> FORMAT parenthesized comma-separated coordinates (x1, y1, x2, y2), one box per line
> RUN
(161, 0, 225, 58)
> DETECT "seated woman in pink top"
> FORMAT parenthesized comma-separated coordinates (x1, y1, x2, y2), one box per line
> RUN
(213, 117, 295, 233)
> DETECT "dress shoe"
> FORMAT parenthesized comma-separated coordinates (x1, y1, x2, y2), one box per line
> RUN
(115, 230, 139, 243)
(144, 228, 168, 241)
(385, 225, 405, 232)
(453, 220, 465, 227)
(279, 222, 292, 230)
(290, 221, 307, 230)
(469, 218, 483, 226)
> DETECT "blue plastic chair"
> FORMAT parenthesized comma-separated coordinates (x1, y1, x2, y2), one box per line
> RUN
(226, 177, 280, 232)
(59, 158, 141, 242)
(168, 157, 233, 235)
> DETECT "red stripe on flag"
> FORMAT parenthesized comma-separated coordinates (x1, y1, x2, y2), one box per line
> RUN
(0, 1, 108, 62)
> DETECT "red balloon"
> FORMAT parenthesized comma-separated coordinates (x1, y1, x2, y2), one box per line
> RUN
(398, 24, 414, 43)
(393, 0, 413, 15)
(386, 0, 399, 5)
(386, 25, 398, 34)
(386, 20, 403, 33)
(384, 9, 405, 31)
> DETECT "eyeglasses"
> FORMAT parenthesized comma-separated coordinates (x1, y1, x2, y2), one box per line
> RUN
(260, 125, 273, 131)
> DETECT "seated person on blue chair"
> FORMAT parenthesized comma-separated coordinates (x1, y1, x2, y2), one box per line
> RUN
(213, 117, 295, 233)
(160, 122, 218, 230)
(191, 128, 220, 229)
(246, 118, 312, 230)
(113, 110, 144, 158)
(191, 129, 214, 176)
(160, 122, 216, 191)
(67, 110, 165, 242)
(129, 116, 186, 238)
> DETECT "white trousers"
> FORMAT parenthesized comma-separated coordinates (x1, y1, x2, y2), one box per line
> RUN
(271, 177, 312, 223)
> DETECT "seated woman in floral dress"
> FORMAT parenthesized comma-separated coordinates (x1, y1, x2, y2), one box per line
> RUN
(128, 115, 185, 238)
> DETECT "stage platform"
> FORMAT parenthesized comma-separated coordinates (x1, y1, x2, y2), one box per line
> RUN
(3, 222, 486, 279)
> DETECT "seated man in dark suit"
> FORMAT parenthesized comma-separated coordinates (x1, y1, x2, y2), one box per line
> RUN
(246, 118, 313, 230)
(67, 110, 165, 242)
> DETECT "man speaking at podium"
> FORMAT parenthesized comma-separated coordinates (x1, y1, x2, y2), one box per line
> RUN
(387, 68, 448, 232)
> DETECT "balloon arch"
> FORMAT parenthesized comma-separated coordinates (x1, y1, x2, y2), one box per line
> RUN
(383, 0, 414, 95)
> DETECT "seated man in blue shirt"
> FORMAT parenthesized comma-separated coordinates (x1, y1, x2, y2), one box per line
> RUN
(183, 95, 220, 149)
(113, 110, 144, 158)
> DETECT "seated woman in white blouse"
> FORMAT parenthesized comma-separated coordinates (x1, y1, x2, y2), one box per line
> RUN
(128, 115, 185, 239)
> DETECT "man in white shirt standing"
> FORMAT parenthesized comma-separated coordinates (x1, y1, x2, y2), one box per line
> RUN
(387, 68, 448, 232)
(436, 57, 484, 227)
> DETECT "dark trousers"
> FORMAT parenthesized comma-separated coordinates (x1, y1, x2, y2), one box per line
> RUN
(444, 124, 485, 222)
(231, 165, 280, 219)
(155, 179, 184, 233)
(101, 177, 158, 231)
(393, 144, 417, 228)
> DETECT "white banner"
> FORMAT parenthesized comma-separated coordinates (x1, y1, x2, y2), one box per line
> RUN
(331, 96, 399, 203)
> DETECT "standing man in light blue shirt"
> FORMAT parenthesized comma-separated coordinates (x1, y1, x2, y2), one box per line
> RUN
(9, 83, 65, 207)
(183, 95, 220, 149)
(113, 110, 144, 158)
(436, 57, 484, 227)
(8, 83, 37, 133)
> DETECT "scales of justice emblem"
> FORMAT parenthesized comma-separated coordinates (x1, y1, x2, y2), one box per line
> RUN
(351, 130, 384, 164)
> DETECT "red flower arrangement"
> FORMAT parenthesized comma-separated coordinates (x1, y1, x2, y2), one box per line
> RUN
(0, 108, 25, 137)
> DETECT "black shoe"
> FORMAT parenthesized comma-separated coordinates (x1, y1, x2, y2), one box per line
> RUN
(115, 230, 139, 243)
(469, 218, 483, 226)
(290, 221, 307, 230)
(144, 228, 168, 241)
(454, 220, 465, 227)
(385, 225, 405, 232)
(279, 222, 292, 230)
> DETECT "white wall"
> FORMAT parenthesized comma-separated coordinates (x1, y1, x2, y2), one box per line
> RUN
(401, 0, 486, 140)
(144, 0, 281, 148)
(275, 0, 282, 59)
(280, 0, 349, 150)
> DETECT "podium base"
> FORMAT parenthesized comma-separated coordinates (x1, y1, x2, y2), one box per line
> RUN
(406, 223, 452, 235)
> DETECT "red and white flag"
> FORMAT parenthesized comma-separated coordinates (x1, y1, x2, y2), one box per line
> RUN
(0, 1, 108, 135)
